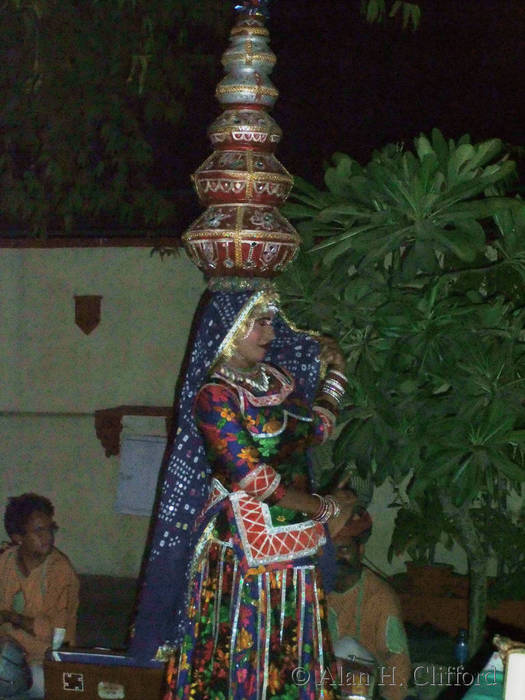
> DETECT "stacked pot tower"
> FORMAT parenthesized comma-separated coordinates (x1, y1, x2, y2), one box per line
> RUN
(182, 0, 300, 279)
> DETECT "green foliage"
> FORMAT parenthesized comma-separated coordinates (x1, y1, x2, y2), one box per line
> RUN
(473, 505, 525, 604)
(0, 0, 230, 234)
(474, 508, 525, 605)
(361, 0, 421, 30)
(388, 494, 455, 564)
(279, 126, 525, 560)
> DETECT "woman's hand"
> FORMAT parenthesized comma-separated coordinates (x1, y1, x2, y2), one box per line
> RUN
(319, 336, 346, 373)
(332, 487, 357, 509)
(327, 488, 357, 539)
(328, 503, 354, 539)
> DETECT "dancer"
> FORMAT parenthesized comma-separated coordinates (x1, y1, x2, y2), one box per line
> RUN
(132, 285, 354, 699)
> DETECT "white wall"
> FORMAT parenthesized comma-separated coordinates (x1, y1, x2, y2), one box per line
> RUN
(1, 247, 204, 576)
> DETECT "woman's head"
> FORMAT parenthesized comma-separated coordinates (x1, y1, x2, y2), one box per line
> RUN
(215, 291, 279, 369)
(229, 314, 276, 368)
(213, 288, 279, 367)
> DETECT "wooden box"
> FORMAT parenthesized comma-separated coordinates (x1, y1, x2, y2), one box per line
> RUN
(43, 649, 165, 700)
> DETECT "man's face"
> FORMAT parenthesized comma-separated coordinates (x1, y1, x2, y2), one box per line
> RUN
(14, 511, 56, 560)
(334, 536, 362, 573)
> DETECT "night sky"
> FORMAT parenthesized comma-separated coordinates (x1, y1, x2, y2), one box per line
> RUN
(168, 0, 524, 194)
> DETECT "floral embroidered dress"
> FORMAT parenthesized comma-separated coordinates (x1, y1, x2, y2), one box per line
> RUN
(171, 363, 339, 700)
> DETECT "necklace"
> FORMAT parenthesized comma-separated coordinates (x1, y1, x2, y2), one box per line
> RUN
(217, 363, 270, 393)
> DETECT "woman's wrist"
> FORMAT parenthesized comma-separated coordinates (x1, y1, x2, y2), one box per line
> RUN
(311, 493, 342, 523)
(328, 359, 346, 373)
(317, 368, 348, 410)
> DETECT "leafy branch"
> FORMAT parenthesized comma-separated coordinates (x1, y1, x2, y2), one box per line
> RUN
(279, 128, 525, 653)
(361, 0, 421, 30)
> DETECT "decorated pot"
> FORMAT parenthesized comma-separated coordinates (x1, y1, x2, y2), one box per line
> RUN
(182, 203, 301, 278)
(192, 150, 293, 206)
(207, 108, 282, 152)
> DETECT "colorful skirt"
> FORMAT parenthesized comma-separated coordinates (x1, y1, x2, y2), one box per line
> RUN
(168, 538, 339, 700)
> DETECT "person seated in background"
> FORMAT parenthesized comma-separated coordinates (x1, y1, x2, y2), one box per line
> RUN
(0, 493, 79, 698)
(327, 508, 413, 700)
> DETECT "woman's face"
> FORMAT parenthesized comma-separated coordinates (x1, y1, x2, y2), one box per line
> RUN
(230, 314, 275, 369)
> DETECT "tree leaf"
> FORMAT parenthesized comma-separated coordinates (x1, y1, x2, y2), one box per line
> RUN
(491, 451, 525, 482)
(507, 430, 525, 446)
(442, 197, 519, 221)
(433, 227, 480, 262)
(281, 203, 320, 220)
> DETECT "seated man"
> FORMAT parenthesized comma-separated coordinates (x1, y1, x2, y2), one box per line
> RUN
(328, 510, 413, 700)
(0, 493, 79, 698)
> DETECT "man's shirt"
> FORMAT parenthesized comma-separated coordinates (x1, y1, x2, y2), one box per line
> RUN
(0, 545, 79, 662)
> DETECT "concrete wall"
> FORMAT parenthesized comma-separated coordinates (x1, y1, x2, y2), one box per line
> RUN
(1, 247, 204, 576)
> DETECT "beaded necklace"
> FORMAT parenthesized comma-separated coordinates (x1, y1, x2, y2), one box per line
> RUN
(216, 362, 270, 393)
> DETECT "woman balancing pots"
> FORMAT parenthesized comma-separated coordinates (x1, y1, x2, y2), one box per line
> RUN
(131, 287, 354, 700)
(131, 3, 354, 698)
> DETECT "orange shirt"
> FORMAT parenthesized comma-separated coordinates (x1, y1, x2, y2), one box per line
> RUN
(328, 568, 412, 700)
(0, 545, 79, 662)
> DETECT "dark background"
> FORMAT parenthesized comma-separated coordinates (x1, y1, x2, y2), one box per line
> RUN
(161, 0, 524, 194)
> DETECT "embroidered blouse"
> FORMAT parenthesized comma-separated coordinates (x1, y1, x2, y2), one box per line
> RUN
(194, 363, 335, 570)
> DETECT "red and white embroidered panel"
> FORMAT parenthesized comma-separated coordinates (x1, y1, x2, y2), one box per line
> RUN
(230, 492, 325, 567)
(238, 463, 281, 500)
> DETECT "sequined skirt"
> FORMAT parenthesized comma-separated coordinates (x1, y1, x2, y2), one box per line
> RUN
(168, 539, 339, 700)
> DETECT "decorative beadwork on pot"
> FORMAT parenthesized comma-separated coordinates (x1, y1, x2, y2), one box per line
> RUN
(216, 17, 278, 109)
(182, 3, 300, 279)
(192, 151, 293, 206)
(183, 204, 300, 278)
(207, 109, 282, 152)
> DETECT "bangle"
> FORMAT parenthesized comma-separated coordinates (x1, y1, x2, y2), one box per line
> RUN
(326, 372, 347, 389)
(325, 495, 341, 519)
(313, 403, 337, 425)
(323, 380, 346, 397)
(311, 493, 341, 523)
(327, 369, 347, 383)
(313, 404, 337, 441)
(319, 371, 347, 403)
(320, 386, 344, 403)
(316, 368, 347, 411)
(322, 383, 343, 396)
(311, 494, 330, 523)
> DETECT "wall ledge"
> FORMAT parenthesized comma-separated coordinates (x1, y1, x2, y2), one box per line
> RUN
(95, 406, 173, 457)
(0, 236, 182, 249)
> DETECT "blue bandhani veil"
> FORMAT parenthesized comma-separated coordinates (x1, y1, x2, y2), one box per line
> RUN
(130, 288, 320, 661)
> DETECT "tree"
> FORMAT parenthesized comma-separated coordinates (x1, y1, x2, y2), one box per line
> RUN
(277, 129, 525, 654)
(0, 0, 230, 235)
